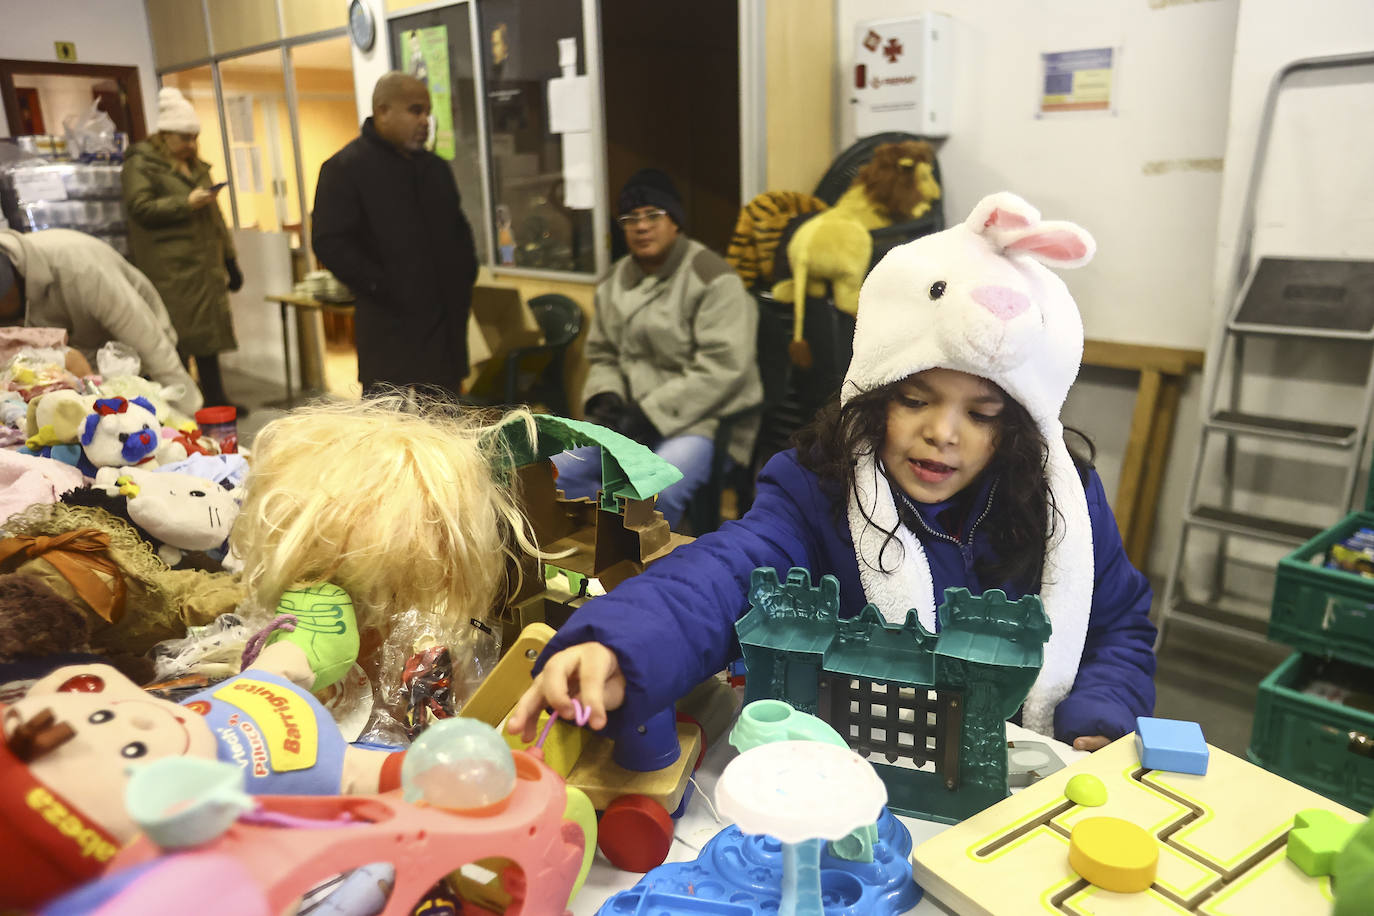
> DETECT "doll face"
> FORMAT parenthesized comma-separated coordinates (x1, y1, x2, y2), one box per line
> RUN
(881, 368, 1003, 504)
(2, 666, 217, 843)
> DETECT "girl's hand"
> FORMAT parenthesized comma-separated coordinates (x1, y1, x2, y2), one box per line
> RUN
(188, 188, 215, 209)
(507, 641, 626, 742)
(1073, 735, 1111, 752)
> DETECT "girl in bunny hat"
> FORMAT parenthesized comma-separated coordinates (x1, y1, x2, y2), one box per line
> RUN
(509, 192, 1155, 751)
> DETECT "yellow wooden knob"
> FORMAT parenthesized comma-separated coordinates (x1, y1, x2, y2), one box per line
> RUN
(1068, 816, 1159, 893)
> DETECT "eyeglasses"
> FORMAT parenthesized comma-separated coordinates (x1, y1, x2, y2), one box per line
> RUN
(617, 209, 668, 228)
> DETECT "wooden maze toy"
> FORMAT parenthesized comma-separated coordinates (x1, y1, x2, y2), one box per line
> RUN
(912, 730, 1366, 915)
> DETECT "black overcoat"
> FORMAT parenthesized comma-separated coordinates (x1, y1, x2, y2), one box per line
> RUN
(312, 118, 478, 395)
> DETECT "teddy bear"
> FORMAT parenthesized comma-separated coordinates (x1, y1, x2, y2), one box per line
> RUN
(79, 396, 164, 472)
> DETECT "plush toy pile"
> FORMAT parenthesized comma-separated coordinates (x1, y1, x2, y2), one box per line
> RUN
(0, 383, 545, 911)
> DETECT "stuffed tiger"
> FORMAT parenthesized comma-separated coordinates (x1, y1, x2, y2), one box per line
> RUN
(725, 190, 829, 290)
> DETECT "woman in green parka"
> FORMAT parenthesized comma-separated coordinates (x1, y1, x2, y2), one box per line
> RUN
(122, 87, 243, 408)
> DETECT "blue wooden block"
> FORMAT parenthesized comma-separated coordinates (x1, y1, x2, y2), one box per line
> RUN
(1135, 716, 1209, 775)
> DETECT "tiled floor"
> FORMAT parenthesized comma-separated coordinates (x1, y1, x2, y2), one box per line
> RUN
(224, 359, 1279, 758)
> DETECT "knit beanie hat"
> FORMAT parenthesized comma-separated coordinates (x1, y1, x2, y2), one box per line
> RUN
(618, 168, 685, 228)
(0, 706, 122, 910)
(155, 87, 200, 135)
(842, 191, 1096, 736)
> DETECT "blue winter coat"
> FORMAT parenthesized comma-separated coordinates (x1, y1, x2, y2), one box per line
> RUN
(539, 448, 1156, 743)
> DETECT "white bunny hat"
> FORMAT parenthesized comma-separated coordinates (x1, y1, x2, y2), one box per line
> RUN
(842, 191, 1096, 735)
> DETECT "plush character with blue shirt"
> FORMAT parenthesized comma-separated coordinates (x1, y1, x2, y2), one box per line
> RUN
(510, 191, 1157, 754)
(0, 584, 405, 911)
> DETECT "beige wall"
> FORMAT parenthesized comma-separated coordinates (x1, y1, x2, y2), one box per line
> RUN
(765, 0, 835, 193)
(282, 0, 349, 38)
(206, 0, 281, 56)
(145, 0, 209, 70)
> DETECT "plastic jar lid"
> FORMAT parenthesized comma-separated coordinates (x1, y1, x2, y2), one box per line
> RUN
(195, 406, 237, 424)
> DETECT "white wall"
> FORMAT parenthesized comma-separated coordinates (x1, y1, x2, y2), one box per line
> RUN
(837, 0, 1239, 575)
(837, 0, 1238, 351)
(1180, 1, 1374, 603)
(348, 0, 391, 125)
(0, 0, 158, 140)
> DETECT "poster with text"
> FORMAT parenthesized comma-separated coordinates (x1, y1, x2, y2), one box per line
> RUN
(403, 26, 455, 160)
(1039, 48, 1116, 115)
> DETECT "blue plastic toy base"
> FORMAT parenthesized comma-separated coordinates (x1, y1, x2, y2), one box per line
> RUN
(1135, 716, 1209, 775)
(596, 807, 923, 916)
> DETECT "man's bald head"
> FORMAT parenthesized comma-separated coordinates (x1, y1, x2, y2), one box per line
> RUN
(371, 72, 432, 154)
(372, 71, 427, 113)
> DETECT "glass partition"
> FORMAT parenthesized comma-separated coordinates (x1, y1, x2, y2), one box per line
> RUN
(388, 4, 489, 264)
(216, 50, 302, 240)
(476, 0, 595, 273)
(289, 36, 359, 226)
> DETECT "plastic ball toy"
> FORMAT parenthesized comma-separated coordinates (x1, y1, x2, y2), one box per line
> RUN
(401, 718, 517, 811)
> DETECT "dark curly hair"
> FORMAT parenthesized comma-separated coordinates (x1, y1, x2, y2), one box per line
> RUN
(794, 379, 1094, 593)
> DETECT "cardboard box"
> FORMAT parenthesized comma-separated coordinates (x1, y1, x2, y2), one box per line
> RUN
(465, 282, 544, 395)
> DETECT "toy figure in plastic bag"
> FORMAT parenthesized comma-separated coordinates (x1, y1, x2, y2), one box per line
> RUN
(231, 396, 540, 744)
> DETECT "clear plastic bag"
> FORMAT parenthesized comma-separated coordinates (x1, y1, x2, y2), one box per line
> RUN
(96, 340, 141, 379)
(357, 612, 500, 747)
(63, 99, 121, 160)
(150, 613, 253, 684)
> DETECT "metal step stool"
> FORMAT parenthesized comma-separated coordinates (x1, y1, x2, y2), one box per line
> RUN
(1156, 51, 1374, 649)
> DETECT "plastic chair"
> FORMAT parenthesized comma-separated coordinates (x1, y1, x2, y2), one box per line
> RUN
(683, 404, 762, 536)
(487, 293, 583, 416)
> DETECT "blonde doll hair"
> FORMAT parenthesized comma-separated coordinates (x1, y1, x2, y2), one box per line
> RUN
(231, 395, 539, 636)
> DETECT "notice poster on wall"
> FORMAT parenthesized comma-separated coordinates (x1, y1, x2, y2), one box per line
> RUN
(402, 26, 455, 160)
(1039, 47, 1117, 116)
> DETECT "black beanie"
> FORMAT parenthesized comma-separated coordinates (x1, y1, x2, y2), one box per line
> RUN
(618, 168, 685, 228)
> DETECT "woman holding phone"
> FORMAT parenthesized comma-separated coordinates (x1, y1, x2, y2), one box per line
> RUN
(122, 87, 243, 410)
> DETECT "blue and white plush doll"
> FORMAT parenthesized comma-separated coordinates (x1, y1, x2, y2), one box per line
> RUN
(79, 396, 163, 474)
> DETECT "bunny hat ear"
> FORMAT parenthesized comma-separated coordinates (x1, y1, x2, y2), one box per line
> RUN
(967, 191, 1097, 268)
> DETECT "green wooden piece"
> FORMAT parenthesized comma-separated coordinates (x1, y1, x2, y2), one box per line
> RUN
(1065, 773, 1108, 807)
(1287, 808, 1360, 877)
(735, 567, 1052, 825)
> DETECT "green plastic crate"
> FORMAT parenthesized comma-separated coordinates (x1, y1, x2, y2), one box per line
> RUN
(1271, 510, 1374, 668)
(1248, 652, 1374, 812)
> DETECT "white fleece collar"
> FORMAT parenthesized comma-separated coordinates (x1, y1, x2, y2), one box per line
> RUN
(842, 192, 1098, 735)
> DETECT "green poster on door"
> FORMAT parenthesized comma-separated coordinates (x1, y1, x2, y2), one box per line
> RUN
(402, 26, 454, 160)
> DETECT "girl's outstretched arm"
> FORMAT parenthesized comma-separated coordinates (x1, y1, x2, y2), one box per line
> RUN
(1054, 469, 1158, 744)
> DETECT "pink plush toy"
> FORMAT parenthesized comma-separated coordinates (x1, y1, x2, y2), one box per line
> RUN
(0, 635, 402, 910)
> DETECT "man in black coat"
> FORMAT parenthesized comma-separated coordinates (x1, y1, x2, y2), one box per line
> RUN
(312, 72, 478, 398)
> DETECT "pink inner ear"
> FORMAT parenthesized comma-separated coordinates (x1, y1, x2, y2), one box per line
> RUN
(1006, 229, 1088, 262)
(983, 207, 1033, 230)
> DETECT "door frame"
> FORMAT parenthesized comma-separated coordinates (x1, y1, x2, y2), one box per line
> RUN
(0, 59, 148, 140)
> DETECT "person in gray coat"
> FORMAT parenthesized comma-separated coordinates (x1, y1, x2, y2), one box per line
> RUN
(554, 169, 762, 527)
(0, 228, 202, 415)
